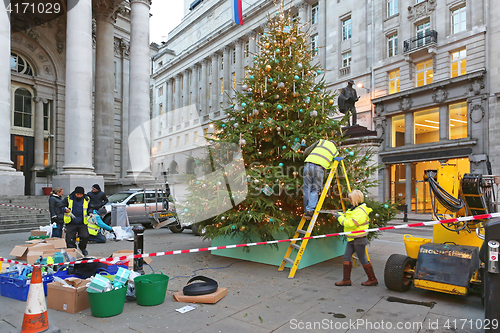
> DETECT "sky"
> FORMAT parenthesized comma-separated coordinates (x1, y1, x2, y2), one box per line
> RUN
(150, 1, 185, 44)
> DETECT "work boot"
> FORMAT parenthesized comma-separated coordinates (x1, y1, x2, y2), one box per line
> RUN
(361, 263, 378, 286)
(335, 261, 352, 286)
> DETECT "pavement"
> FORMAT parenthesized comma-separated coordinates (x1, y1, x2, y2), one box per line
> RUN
(0, 215, 485, 333)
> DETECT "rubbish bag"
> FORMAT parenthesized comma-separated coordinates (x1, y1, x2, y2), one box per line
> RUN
(112, 226, 134, 241)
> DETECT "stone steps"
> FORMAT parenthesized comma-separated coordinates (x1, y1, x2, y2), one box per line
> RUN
(0, 196, 52, 234)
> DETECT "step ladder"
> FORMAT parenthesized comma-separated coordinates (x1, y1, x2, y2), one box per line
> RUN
(279, 157, 352, 278)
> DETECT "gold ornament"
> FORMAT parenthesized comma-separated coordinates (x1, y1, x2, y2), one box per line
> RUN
(265, 43, 271, 49)
(265, 65, 272, 72)
(328, 99, 334, 105)
(293, 92, 299, 98)
(240, 226, 247, 232)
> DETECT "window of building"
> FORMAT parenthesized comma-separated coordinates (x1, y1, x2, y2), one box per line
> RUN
(414, 107, 439, 144)
(292, 12, 299, 23)
(451, 49, 466, 78)
(159, 103, 163, 115)
(311, 2, 319, 24)
(194, 131, 199, 142)
(416, 59, 433, 87)
(220, 78, 223, 94)
(44, 139, 49, 166)
(209, 63, 212, 76)
(158, 86, 164, 96)
(232, 48, 236, 64)
(387, 33, 398, 57)
(185, 133, 189, 145)
(390, 163, 406, 204)
(232, 72, 236, 89)
(391, 114, 405, 147)
(169, 138, 173, 149)
(387, 0, 398, 17)
(449, 102, 467, 140)
(416, 20, 431, 47)
(389, 69, 400, 94)
(176, 136, 181, 147)
(451, 5, 466, 34)
(342, 17, 352, 41)
(311, 34, 319, 57)
(158, 141, 162, 151)
(209, 83, 212, 98)
(342, 51, 351, 68)
(221, 55, 224, 70)
(204, 128, 209, 138)
(13, 88, 32, 128)
(244, 41, 249, 58)
(43, 102, 50, 131)
(11, 52, 33, 75)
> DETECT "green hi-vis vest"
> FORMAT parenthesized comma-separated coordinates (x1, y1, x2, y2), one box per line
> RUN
(338, 203, 373, 241)
(304, 139, 339, 169)
(64, 197, 90, 225)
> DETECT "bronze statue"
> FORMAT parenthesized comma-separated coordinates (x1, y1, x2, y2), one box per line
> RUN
(338, 79, 359, 127)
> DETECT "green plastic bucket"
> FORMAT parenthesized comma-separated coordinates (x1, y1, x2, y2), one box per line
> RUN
(134, 271, 169, 306)
(87, 286, 127, 317)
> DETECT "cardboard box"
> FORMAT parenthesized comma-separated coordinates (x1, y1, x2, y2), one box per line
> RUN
(9, 244, 36, 260)
(45, 238, 67, 249)
(112, 250, 151, 268)
(31, 230, 48, 237)
(173, 288, 227, 304)
(47, 278, 91, 313)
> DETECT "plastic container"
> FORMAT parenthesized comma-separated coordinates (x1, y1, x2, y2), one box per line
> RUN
(134, 271, 169, 306)
(404, 234, 431, 259)
(0, 272, 53, 301)
(87, 285, 127, 317)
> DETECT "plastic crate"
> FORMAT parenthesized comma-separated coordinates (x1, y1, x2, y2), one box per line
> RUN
(0, 272, 54, 301)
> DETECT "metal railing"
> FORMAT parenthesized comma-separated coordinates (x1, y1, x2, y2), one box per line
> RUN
(403, 30, 438, 53)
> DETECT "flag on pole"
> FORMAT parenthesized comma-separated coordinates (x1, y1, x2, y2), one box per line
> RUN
(232, 0, 243, 25)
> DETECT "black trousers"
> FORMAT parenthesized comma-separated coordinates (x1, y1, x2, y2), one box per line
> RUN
(65, 222, 90, 251)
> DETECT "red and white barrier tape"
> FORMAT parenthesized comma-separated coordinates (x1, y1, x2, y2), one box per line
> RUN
(1, 212, 498, 268)
(0, 203, 49, 212)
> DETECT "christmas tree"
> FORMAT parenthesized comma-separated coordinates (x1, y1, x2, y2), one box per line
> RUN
(175, 2, 397, 245)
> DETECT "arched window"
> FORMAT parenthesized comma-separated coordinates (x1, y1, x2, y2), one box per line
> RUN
(186, 159, 196, 175)
(13, 88, 32, 128)
(170, 160, 179, 174)
(11, 52, 34, 76)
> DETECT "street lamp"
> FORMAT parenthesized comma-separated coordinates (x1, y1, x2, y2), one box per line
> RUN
(357, 82, 370, 94)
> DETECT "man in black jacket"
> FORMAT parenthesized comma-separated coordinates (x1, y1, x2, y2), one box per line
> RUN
(49, 187, 65, 238)
(87, 184, 108, 212)
(62, 186, 90, 256)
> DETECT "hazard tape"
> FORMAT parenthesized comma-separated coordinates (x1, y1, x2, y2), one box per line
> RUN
(0, 203, 49, 212)
(1, 212, 498, 268)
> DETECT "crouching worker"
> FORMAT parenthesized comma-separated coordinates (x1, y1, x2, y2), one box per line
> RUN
(87, 208, 114, 243)
(333, 190, 377, 286)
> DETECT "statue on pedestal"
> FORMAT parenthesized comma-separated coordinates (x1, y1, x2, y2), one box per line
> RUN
(338, 79, 359, 127)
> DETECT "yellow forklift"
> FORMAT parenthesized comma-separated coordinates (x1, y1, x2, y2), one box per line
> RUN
(384, 163, 497, 296)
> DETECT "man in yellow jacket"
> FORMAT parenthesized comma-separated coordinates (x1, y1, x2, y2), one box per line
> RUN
(302, 139, 338, 219)
(62, 186, 90, 256)
(333, 190, 378, 286)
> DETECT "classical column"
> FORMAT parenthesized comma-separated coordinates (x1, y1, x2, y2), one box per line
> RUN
(183, 69, 189, 107)
(56, 0, 105, 194)
(174, 74, 181, 110)
(119, 38, 130, 179)
(297, 1, 308, 28)
(211, 53, 218, 113)
(192, 65, 199, 110)
(201, 60, 208, 115)
(94, 1, 119, 180)
(33, 97, 46, 170)
(248, 31, 257, 60)
(127, 0, 153, 179)
(235, 40, 243, 93)
(0, 4, 23, 193)
(167, 78, 173, 112)
(318, 0, 326, 69)
(222, 46, 230, 108)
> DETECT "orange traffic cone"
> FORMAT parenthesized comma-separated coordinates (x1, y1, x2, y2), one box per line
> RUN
(21, 266, 51, 333)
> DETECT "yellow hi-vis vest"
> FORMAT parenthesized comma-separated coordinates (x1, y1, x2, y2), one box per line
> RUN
(64, 197, 90, 225)
(338, 203, 373, 241)
(86, 216, 100, 236)
(304, 139, 339, 169)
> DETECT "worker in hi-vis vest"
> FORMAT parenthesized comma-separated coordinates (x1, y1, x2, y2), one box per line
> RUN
(62, 186, 90, 256)
(302, 139, 338, 219)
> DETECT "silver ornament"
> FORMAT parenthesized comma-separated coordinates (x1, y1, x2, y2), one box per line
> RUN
(310, 110, 318, 117)
(259, 102, 265, 106)
(278, 82, 285, 89)
(233, 123, 239, 128)
(253, 109, 259, 116)
(239, 139, 246, 146)
(298, 63, 303, 68)
(242, 84, 249, 91)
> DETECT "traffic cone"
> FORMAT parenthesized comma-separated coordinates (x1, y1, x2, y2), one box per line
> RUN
(20, 266, 57, 333)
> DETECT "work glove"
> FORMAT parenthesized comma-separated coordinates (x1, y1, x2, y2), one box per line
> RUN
(332, 211, 341, 220)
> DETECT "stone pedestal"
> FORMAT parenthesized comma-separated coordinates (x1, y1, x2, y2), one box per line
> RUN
(53, 174, 104, 196)
(0, 172, 25, 195)
(342, 124, 378, 138)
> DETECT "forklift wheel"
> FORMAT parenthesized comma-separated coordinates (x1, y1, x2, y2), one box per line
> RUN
(169, 224, 184, 233)
(384, 254, 414, 292)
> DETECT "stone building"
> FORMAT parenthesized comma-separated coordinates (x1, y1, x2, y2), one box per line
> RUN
(152, 0, 500, 213)
(1, 0, 153, 196)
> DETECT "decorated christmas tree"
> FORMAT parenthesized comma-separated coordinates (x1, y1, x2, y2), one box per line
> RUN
(175, 2, 397, 244)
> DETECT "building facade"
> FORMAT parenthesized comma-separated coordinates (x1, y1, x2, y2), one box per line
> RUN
(152, 0, 499, 213)
(1, 0, 153, 195)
